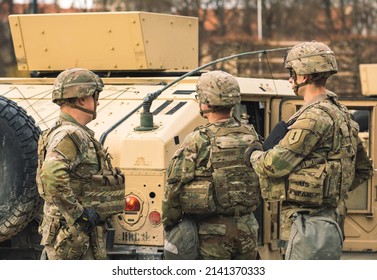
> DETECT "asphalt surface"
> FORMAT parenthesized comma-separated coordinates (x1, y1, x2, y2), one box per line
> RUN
(340, 252, 377, 260)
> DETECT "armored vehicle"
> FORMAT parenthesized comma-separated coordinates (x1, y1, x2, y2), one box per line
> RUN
(0, 12, 376, 259)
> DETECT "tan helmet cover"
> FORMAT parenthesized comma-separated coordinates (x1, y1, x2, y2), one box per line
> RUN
(196, 70, 241, 107)
(285, 41, 338, 76)
(52, 68, 104, 104)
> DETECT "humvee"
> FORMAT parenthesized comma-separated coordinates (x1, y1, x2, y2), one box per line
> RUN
(0, 12, 376, 260)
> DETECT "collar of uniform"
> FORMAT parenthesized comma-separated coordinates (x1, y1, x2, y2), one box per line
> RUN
(59, 111, 95, 137)
(304, 93, 327, 106)
(288, 94, 327, 123)
(222, 117, 238, 127)
(326, 90, 338, 99)
(207, 117, 237, 128)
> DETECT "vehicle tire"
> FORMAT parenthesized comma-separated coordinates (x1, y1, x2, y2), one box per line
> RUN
(0, 96, 41, 242)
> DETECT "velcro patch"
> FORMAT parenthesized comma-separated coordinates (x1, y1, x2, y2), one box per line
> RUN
(287, 129, 303, 145)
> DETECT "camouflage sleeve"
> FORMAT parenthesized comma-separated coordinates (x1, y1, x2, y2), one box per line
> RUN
(350, 136, 373, 191)
(39, 132, 85, 225)
(162, 130, 208, 227)
(162, 147, 185, 227)
(250, 108, 332, 178)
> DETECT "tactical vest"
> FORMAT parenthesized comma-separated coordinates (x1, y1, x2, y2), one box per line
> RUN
(180, 122, 260, 215)
(37, 120, 125, 220)
(286, 98, 358, 207)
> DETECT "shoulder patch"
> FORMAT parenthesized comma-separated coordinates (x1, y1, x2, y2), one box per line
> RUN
(67, 130, 85, 154)
(281, 117, 316, 152)
(54, 135, 79, 161)
(48, 124, 90, 162)
(287, 129, 303, 145)
(287, 117, 317, 145)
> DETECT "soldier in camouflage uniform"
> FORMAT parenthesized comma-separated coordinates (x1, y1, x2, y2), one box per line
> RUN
(245, 41, 373, 260)
(162, 70, 261, 260)
(36, 68, 125, 260)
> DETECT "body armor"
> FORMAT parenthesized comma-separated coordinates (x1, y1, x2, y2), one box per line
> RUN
(37, 120, 125, 220)
(180, 123, 260, 215)
(286, 95, 358, 207)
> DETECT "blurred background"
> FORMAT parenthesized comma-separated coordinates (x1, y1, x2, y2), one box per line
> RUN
(1, 0, 377, 96)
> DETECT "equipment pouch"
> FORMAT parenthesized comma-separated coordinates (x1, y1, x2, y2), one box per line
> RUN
(180, 180, 216, 214)
(90, 225, 107, 260)
(323, 160, 341, 202)
(54, 224, 89, 260)
(87, 168, 125, 220)
(39, 216, 60, 246)
(285, 213, 343, 260)
(259, 176, 286, 201)
(164, 216, 199, 260)
(287, 164, 326, 206)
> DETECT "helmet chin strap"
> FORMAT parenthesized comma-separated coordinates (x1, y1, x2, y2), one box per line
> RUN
(67, 103, 97, 120)
(65, 95, 98, 120)
(293, 76, 310, 96)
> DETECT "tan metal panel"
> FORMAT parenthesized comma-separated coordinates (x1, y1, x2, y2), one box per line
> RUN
(360, 64, 377, 96)
(139, 12, 198, 70)
(8, 16, 28, 71)
(8, 12, 198, 72)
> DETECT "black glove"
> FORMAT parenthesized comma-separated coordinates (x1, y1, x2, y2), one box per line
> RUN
(244, 141, 264, 168)
(77, 208, 100, 231)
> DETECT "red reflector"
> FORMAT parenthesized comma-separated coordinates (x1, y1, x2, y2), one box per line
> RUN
(148, 211, 161, 226)
(125, 195, 141, 211)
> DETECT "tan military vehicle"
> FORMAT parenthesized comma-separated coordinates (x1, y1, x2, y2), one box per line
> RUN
(0, 12, 376, 259)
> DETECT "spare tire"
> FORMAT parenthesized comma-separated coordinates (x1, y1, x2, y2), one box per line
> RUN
(0, 96, 41, 242)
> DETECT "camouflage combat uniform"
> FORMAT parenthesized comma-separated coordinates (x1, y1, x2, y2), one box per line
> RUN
(36, 68, 125, 260)
(249, 42, 373, 260)
(163, 71, 261, 260)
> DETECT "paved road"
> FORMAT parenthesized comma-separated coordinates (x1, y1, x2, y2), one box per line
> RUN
(341, 252, 377, 260)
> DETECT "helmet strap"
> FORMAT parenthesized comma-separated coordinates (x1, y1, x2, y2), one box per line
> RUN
(293, 75, 310, 96)
(293, 81, 309, 95)
(65, 102, 97, 120)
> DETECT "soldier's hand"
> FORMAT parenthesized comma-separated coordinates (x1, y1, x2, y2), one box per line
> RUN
(244, 141, 264, 168)
(77, 208, 100, 231)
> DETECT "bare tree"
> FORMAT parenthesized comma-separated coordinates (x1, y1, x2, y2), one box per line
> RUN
(351, 0, 377, 36)
(324, 0, 336, 34)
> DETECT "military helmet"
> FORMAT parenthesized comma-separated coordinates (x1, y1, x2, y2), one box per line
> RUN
(52, 68, 104, 104)
(196, 70, 241, 107)
(284, 41, 338, 76)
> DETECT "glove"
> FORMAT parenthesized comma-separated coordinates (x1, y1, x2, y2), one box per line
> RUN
(77, 208, 100, 231)
(244, 141, 264, 168)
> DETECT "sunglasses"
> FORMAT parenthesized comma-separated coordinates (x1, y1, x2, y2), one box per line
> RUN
(289, 69, 297, 79)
